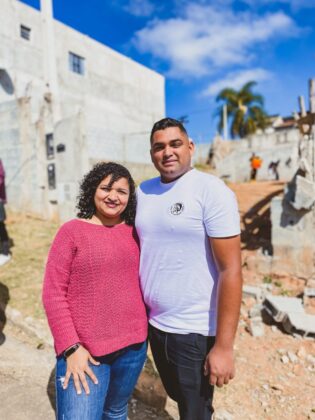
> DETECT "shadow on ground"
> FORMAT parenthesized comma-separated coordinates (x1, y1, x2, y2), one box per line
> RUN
(241, 189, 283, 254)
(0, 282, 9, 345)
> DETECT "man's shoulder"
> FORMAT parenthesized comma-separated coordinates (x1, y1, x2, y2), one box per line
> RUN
(138, 177, 160, 194)
(191, 169, 228, 190)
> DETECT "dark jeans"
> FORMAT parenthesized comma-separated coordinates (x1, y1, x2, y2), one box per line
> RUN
(56, 341, 147, 420)
(149, 325, 215, 420)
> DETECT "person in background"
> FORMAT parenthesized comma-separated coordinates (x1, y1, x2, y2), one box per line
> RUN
(268, 160, 280, 181)
(0, 159, 11, 266)
(43, 162, 147, 420)
(250, 152, 262, 181)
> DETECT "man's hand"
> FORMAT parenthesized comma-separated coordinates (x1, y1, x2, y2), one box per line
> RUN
(204, 344, 235, 387)
(63, 346, 100, 395)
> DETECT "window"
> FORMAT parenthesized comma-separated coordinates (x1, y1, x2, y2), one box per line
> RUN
(69, 52, 85, 75)
(20, 25, 31, 41)
(46, 133, 54, 159)
(47, 163, 56, 190)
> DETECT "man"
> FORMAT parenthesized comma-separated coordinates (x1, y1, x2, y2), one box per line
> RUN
(135, 118, 242, 420)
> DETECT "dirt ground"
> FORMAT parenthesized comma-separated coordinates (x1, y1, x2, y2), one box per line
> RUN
(0, 181, 315, 419)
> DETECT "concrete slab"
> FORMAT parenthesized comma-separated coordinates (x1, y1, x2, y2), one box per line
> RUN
(282, 312, 315, 337)
(263, 296, 304, 322)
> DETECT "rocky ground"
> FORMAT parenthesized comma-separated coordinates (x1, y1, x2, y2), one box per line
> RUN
(0, 181, 315, 419)
(0, 322, 171, 420)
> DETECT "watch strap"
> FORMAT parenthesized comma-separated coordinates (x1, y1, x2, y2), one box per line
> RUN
(63, 343, 80, 359)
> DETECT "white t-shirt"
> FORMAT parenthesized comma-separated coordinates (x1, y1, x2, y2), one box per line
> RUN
(135, 169, 240, 336)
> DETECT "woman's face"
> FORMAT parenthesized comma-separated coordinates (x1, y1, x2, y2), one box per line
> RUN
(94, 176, 130, 223)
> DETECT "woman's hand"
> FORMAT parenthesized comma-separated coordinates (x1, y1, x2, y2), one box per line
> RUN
(63, 346, 100, 395)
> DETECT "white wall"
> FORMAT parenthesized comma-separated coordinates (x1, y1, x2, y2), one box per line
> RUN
(0, 0, 165, 219)
(213, 129, 300, 182)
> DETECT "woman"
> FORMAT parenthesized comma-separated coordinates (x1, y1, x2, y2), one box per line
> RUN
(42, 162, 148, 420)
(0, 159, 11, 266)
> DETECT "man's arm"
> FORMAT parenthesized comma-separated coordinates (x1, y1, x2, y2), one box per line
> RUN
(204, 235, 242, 387)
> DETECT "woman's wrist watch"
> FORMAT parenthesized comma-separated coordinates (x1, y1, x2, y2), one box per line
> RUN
(63, 343, 80, 359)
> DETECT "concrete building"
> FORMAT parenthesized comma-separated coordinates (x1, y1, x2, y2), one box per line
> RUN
(0, 0, 165, 220)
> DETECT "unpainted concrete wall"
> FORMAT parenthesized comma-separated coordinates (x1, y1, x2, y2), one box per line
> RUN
(271, 196, 315, 279)
(213, 129, 299, 182)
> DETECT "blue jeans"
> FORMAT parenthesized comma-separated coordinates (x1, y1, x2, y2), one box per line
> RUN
(56, 341, 147, 420)
(149, 325, 215, 420)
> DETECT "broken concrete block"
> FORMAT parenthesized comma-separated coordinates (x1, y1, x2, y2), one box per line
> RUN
(248, 318, 265, 337)
(287, 351, 299, 363)
(249, 304, 263, 318)
(304, 288, 315, 297)
(282, 312, 315, 337)
(243, 285, 265, 302)
(297, 346, 307, 359)
(290, 175, 315, 211)
(263, 296, 304, 323)
(281, 355, 289, 364)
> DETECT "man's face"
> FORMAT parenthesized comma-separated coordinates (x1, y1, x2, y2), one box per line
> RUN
(150, 127, 195, 183)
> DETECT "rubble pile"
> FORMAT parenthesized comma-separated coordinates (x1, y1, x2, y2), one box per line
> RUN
(241, 283, 315, 338)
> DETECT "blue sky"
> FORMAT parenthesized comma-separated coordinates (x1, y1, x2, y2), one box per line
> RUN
(21, 0, 315, 143)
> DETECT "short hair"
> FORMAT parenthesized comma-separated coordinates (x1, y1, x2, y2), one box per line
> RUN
(150, 117, 188, 143)
(76, 162, 136, 225)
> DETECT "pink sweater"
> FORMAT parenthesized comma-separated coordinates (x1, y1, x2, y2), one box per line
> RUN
(42, 219, 148, 356)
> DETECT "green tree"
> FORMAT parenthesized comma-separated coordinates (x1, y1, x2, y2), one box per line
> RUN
(216, 81, 269, 139)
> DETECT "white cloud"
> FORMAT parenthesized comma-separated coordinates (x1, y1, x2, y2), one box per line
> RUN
(242, 0, 315, 11)
(203, 68, 273, 96)
(124, 0, 155, 17)
(133, 4, 299, 79)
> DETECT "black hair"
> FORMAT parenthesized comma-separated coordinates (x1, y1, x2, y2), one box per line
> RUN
(76, 162, 136, 225)
(150, 117, 188, 143)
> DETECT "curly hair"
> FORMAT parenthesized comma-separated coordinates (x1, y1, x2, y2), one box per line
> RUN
(76, 162, 136, 225)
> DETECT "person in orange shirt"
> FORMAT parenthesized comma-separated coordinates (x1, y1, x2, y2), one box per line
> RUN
(250, 153, 262, 181)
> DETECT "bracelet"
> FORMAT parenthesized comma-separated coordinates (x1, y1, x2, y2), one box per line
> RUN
(63, 343, 80, 359)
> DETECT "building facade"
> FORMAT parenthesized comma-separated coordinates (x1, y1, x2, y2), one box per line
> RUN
(0, 0, 165, 220)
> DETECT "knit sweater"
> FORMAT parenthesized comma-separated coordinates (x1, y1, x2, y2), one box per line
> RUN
(42, 219, 148, 356)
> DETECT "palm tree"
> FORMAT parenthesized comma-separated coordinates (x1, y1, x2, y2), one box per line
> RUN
(216, 81, 269, 139)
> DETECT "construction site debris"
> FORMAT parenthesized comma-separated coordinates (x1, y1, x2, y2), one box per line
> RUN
(304, 288, 315, 297)
(263, 295, 315, 338)
(282, 312, 315, 337)
(242, 285, 265, 302)
(248, 318, 265, 337)
(249, 304, 263, 318)
(263, 295, 304, 322)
